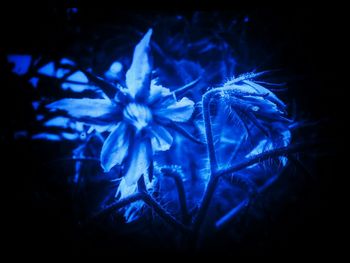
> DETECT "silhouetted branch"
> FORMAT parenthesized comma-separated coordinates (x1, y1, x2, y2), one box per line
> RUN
(142, 193, 191, 234)
(162, 167, 190, 224)
(215, 142, 320, 178)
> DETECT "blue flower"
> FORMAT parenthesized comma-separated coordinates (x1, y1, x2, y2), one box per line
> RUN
(47, 29, 195, 197)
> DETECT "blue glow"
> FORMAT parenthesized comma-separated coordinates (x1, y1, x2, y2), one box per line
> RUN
(44, 116, 71, 128)
(38, 62, 55, 76)
(47, 29, 196, 214)
(61, 71, 90, 92)
(104, 61, 123, 80)
(32, 133, 61, 141)
(7, 54, 32, 75)
(29, 77, 39, 88)
(32, 101, 40, 110)
(60, 58, 75, 66)
(24, 19, 298, 235)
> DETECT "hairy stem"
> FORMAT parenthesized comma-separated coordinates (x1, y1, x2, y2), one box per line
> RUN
(88, 190, 190, 234)
(173, 77, 201, 96)
(167, 123, 204, 145)
(202, 90, 219, 172)
(215, 142, 320, 178)
(215, 173, 280, 230)
(162, 167, 190, 224)
(80, 69, 119, 99)
(193, 142, 320, 234)
(90, 192, 144, 221)
(142, 193, 191, 234)
(193, 175, 220, 232)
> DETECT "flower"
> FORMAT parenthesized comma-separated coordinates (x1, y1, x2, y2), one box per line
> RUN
(47, 29, 195, 197)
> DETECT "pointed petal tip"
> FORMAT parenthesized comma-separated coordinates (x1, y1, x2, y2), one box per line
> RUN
(145, 28, 153, 40)
(138, 28, 153, 47)
(100, 160, 112, 173)
(101, 164, 110, 173)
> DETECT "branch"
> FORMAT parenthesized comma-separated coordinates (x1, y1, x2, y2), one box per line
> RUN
(162, 167, 190, 224)
(89, 192, 143, 221)
(215, 173, 280, 230)
(193, 174, 220, 231)
(173, 77, 201, 97)
(215, 142, 321, 178)
(89, 190, 190, 234)
(142, 193, 192, 234)
(215, 143, 322, 230)
(168, 123, 205, 145)
(193, 142, 321, 233)
(202, 89, 220, 172)
(222, 173, 258, 198)
(80, 69, 119, 100)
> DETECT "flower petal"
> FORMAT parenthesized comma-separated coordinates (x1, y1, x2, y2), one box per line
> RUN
(125, 29, 153, 100)
(100, 122, 130, 172)
(61, 71, 93, 92)
(241, 80, 286, 109)
(150, 125, 173, 152)
(124, 139, 152, 186)
(147, 81, 171, 105)
(47, 98, 119, 125)
(116, 177, 138, 199)
(154, 97, 195, 122)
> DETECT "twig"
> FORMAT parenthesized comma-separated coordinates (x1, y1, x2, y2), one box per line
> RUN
(215, 142, 321, 178)
(193, 174, 220, 231)
(202, 89, 220, 172)
(222, 173, 258, 198)
(215, 173, 280, 230)
(193, 142, 321, 233)
(173, 77, 201, 96)
(168, 123, 205, 145)
(89, 188, 190, 233)
(142, 193, 192, 234)
(162, 167, 190, 224)
(90, 192, 144, 221)
(80, 69, 119, 99)
(215, 146, 320, 230)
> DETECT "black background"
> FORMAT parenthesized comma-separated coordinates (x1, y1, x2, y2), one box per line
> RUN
(1, 2, 345, 257)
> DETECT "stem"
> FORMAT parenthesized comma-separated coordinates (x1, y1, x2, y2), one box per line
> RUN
(214, 143, 322, 229)
(193, 87, 251, 232)
(193, 175, 220, 231)
(193, 87, 253, 233)
(192, 142, 320, 234)
(202, 89, 219, 172)
(142, 193, 191, 234)
(215, 173, 280, 230)
(162, 167, 190, 224)
(215, 142, 320, 178)
(80, 69, 119, 99)
(227, 71, 270, 85)
(173, 77, 201, 96)
(88, 190, 190, 234)
(89, 192, 143, 221)
(167, 123, 204, 145)
(222, 173, 257, 198)
(201, 86, 263, 171)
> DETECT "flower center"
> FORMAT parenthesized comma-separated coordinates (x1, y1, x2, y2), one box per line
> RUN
(123, 103, 152, 131)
